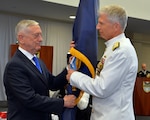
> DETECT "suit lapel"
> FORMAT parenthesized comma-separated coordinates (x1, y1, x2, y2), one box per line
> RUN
(16, 50, 49, 88)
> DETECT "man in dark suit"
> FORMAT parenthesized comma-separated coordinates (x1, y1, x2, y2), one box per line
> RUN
(3, 19, 76, 120)
(137, 63, 150, 77)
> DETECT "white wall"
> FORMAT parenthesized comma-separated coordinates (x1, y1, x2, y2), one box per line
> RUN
(46, 0, 150, 21)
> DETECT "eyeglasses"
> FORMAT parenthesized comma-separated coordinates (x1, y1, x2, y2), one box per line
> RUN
(31, 33, 42, 39)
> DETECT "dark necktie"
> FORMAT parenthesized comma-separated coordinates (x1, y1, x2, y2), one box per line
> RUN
(32, 56, 42, 73)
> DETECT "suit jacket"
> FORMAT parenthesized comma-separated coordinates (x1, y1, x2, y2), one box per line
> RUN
(3, 49, 68, 120)
(137, 70, 150, 77)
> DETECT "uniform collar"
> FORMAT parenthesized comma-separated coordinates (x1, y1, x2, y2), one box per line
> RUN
(105, 33, 125, 47)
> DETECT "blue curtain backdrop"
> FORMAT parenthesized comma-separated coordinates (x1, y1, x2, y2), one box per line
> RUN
(62, 0, 99, 120)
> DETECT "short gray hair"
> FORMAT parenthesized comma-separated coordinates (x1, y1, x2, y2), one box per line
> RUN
(15, 19, 39, 37)
(100, 5, 128, 32)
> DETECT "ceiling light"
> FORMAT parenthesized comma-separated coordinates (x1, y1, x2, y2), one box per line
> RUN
(69, 15, 76, 19)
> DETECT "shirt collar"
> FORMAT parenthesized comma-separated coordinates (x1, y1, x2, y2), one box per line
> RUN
(18, 47, 34, 60)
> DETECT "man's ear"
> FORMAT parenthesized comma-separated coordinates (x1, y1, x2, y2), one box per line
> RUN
(18, 34, 24, 44)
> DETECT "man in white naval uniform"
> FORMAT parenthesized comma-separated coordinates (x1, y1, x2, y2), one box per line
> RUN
(67, 5, 138, 120)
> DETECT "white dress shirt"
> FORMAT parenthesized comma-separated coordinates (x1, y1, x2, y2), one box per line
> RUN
(18, 47, 36, 65)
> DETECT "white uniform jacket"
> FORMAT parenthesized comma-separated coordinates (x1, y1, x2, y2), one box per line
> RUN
(70, 33, 138, 120)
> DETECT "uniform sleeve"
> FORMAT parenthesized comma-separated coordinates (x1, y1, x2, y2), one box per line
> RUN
(70, 49, 129, 98)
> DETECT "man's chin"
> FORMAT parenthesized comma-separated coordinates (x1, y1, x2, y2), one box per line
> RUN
(36, 47, 41, 52)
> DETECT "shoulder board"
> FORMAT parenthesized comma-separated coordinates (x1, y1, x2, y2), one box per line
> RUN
(112, 42, 120, 51)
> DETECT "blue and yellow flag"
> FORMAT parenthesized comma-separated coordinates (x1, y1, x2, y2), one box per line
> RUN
(71, 0, 99, 72)
(62, 0, 99, 120)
